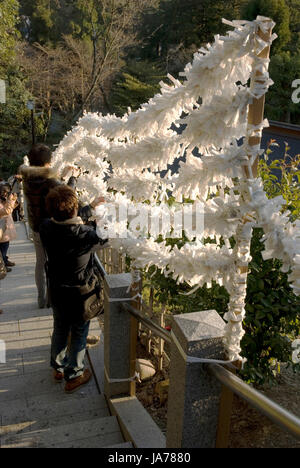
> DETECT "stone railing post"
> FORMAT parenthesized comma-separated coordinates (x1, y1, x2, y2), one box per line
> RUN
(166, 310, 227, 448)
(104, 273, 135, 399)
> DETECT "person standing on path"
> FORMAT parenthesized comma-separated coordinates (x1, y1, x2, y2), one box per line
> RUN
(40, 185, 107, 393)
(0, 184, 18, 272)
(8, 174, 24, 221)
(19, 144, 80, 308)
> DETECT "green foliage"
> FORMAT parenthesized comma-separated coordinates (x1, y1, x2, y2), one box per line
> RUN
(0, 66, 44, 179)
(110, 61, 165, 115)
(285, 0, 300, 53)
(69, 0, 101, 41)
(266, 52, 300, 124)
(0, 0, 43, 178)
(143, 266, 230, 317)
(287, 0, 300, 28)
(0, 67, 31, 178)
(243, 0, 300, 124)
(140, 0, 247, 69)
(31, 0, 54, 43)
(16, 0, 300, 129)
(259, 142, 300, 219)
(19, 0, 52, 43)
(241, 227, 300, 384)
(0, 0, 20, 70)
(18, 0, 73, 44)
(240, 147, 300, 383)
(242, 0, 291, 53)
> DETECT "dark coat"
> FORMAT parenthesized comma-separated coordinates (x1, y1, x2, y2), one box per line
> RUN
(20, 165, 76, 232)
(40, 218, 107, 319)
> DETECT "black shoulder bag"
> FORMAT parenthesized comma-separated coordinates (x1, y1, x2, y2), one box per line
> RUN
(79, 274, 104, 322)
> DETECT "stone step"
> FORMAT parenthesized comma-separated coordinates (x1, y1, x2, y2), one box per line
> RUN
(0, 368, 99, 402)
(0, 407, 110, 440)
(54, 431, 125, 448)
(0, 394, 109, 427)
(1, 415, 123, 448)
(0, 225, 124, 449)
(110, 396, 165, 448)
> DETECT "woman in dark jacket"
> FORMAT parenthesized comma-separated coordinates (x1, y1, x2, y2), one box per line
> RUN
(20, 144, 79, 308)
(40, 185, 107, 394)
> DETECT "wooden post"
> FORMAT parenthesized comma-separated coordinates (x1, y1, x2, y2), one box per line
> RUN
(147, 329, 152, 355)
(215, 367, 236, 448)
(236, 17, 273, 319)
(244, 19, 273, 179)
(158, 312, 165, 372)
(129, 269, 142, 396)
(219, 18, 274, 448)
(229, 18, 274, 353)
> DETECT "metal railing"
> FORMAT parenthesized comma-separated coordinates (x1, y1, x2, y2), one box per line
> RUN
(121, 301, 300, 443)
(121, 303, 172, 344)
(94, 252, 107, 279)
(97, 251, 300, 445)
(209, 363, 300, 441)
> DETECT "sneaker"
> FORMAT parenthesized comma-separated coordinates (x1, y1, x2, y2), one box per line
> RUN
(6, 267, 12, 273)
(53, 370, 64, 382)
(6, 260, 15, 267)
(65, 369, 92, 394)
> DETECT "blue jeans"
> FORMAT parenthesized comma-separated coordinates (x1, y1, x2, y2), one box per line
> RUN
(51, 307, 90, 381)
(0, 241, 9, 265)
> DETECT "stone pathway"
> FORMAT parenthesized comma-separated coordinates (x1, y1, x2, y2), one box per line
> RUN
(0, 223, 129, 448)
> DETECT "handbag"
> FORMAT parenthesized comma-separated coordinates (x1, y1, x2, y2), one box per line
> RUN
(79, 274, 104, 322)
(46, 256, 104, 322)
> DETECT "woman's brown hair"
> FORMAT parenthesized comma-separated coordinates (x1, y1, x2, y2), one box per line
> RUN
(46, 185, 79, 222)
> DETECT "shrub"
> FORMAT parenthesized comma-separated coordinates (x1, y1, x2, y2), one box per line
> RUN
(241, 143, 300, 384)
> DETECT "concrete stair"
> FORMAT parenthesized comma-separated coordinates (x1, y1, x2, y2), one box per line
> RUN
(1, 416, 124, 448)
(0, 223, 127, 449)
(0, 392, 126, 448)
(0, 223, 163, 449)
